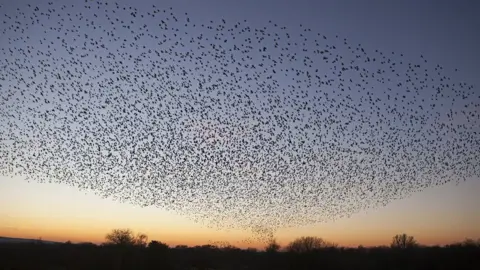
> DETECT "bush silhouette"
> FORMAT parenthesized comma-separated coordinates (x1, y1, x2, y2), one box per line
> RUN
(148, 240, 169, 250)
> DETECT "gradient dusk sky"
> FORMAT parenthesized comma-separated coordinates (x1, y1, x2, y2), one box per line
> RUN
(1, 0, 479, 249)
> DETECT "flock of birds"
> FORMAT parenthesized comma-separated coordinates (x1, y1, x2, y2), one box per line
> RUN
(0, 1, 479, 244)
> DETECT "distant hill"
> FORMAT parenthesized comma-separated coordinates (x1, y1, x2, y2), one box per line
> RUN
(0, 236, 61, 245)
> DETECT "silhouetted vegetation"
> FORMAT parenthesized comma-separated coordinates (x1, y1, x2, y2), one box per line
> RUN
(104, 228, 149, 247)
(265, 238, 281, 253)
(1, 229, 479, 270)
(390, 233, 418, 249)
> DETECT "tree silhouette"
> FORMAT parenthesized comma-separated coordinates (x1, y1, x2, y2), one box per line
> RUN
(285, 236, 336, 253)
(265, 238, 281, 252)
(105, 228, 148, 247)
(134, 233, 148, 247)
(390, 233, 418, 249)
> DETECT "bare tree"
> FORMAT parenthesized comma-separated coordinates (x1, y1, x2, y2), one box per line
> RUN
(390, 233, 418, 249)
(135, 233, 148, 247)
(265, 238, 281, 253)
(105, 228, 148, 247)
(285, 236, 337, 253)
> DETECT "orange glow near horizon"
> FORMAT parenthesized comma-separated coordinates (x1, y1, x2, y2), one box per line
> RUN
(1, 175, 479, 249)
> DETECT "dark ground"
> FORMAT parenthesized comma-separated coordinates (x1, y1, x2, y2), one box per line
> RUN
(0, 241, 479, 270)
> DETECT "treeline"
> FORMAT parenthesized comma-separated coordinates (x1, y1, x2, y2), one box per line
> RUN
(0, 228, 479, 270)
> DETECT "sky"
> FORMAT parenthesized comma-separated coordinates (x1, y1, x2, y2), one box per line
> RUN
(0, 0, 480, 249)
